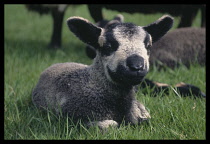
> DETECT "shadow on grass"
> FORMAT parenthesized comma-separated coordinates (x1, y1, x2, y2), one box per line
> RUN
(5, 37, 89, 62)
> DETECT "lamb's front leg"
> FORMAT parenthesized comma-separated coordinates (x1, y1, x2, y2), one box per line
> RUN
(126, 100, 151, 125)
(87, 120, 119, 129)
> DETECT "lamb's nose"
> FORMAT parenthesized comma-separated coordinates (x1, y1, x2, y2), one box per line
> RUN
(129, 64, 144, 71)
(126, 54, 144, 71)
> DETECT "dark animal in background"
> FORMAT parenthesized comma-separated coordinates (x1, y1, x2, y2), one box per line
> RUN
(139, 79, 206, 98)
(88, 4, 206, 28)
(26, 4, 205, 49)
(25, 4, 68, 48)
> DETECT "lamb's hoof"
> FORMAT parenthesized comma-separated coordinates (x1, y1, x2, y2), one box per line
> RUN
(87, 120, 119, 130)
(138, 117, 150, 125)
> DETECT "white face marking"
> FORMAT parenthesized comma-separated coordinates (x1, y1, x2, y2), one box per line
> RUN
(98, 29, 106, 47)
(102, 25, 150, 75)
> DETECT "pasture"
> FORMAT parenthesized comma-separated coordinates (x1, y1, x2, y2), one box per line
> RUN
(4, 4, 205, 140)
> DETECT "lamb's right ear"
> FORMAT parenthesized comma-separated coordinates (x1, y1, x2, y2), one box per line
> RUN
(67, 17, 102, 48)
(143, 15, 174, 43)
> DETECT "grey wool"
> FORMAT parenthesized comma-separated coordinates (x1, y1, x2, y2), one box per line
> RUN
(32, 15, 173, 129)
(149, 27, 206, 68)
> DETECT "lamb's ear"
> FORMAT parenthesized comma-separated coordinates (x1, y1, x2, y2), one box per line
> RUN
(143, 15, 174, 43)
(113, 14, 124, 23)
(67, 16, 102, 48)
(104, 14, 124, 28)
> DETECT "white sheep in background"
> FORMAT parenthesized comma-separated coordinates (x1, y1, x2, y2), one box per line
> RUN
(32, 15, 173, 129)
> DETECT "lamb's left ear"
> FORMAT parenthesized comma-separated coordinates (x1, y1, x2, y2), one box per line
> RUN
(67, 16, 102, 48)
(143, 15, 174, 43)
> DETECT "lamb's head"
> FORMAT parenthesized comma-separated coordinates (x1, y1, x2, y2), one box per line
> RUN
(67, 15, 173, 86)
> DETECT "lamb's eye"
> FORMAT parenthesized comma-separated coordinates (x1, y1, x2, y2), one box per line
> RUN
(100, 42, 118, 57)
(104, 43, 112, 49)
(147, 44, 152, 50)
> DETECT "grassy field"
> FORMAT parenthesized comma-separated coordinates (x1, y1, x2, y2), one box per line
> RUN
(4, 4, 206, 140)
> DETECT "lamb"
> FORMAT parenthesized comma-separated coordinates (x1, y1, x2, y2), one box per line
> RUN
(32, 15, 174, 129)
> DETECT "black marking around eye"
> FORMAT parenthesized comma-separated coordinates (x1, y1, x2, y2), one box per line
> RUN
(100, 30, 119, 57)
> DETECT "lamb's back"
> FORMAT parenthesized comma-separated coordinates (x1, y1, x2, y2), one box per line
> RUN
(32, 62, 88, 110)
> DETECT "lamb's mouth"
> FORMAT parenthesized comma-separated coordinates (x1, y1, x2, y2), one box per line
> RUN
(107, 65, 147, 86)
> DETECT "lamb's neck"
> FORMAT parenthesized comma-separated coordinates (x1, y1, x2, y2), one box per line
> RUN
(89, 55, 134, 95)
(89, 56, 111, 85)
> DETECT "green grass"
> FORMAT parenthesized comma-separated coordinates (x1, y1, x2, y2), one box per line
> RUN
(4, 4, 205, 140)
